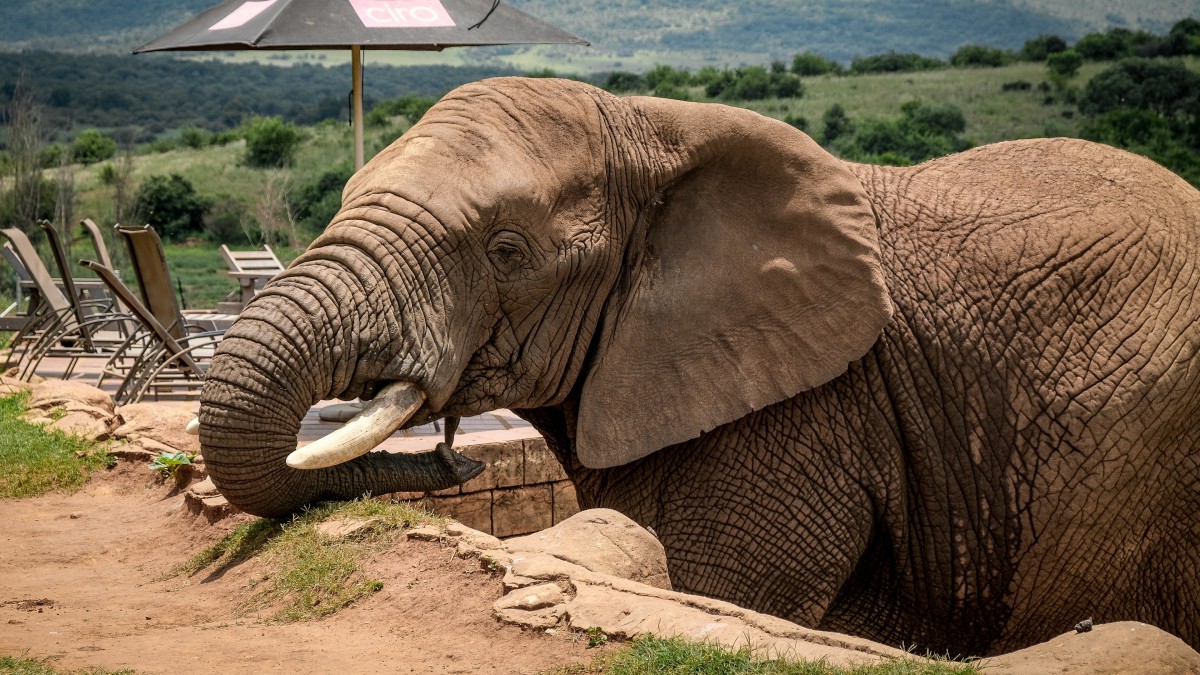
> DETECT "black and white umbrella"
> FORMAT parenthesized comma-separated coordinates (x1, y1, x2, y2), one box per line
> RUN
(136, 0, 587, 167)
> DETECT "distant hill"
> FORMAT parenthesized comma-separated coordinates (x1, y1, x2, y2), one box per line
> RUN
(1, 0, 1197, 64)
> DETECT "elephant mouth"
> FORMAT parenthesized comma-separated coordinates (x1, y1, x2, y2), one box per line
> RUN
(285, 381, 429, 470)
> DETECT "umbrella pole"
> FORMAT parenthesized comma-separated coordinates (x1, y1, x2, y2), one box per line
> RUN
(353, 45, 364, 170)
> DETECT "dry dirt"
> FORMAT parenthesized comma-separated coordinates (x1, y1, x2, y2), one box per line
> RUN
(0, 463, 609, 674)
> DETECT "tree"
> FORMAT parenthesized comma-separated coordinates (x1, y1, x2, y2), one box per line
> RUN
(133, 174, 212, 241)
(821, 104, 852, 144)
(241, 116, 305, 168)
(2, 73, 48, 232)
(72, 129, 117, 165)
(850, 52, 944, 74)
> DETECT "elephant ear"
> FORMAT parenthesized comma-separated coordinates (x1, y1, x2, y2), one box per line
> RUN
(576, 96, 892, 469)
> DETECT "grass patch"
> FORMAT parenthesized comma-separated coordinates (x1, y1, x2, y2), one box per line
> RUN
(0, 394, 114, 499)
(552, 635, 979, 675)
(0, 655, 134, 674)
(175, 498, 446, 622)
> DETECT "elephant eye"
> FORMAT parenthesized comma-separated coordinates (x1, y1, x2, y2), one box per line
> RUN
(487, 231, 531, 277)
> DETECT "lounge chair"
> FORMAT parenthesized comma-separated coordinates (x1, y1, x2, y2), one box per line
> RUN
(1, 226, 137, 380)
(219, 243, 284, 307)
(84, 224, 230, 403)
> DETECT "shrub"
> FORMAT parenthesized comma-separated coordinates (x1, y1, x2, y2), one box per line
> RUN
(652, 82, 690, 101)
(791, 52, 843, 76)
(602, 71, 644, 93)
(783, 114, 808, 132)
(850, 52, 944, 74)
(1078, 58, 1200, 119)
(242, 115, 305, 168)
(367, 94, 438, 126)
(827, 100, 972, 165)
(821, 104, 852, 144)
(204, 194, 256, 244)
(292, 164, 354, 231)
(645, 65, 692, 90)
(72, 129, 117, 165)
(1002, 80, 1033, 91)
(949, 45, 1015, 68)
(1074, 28, 1161, 61)
(1046, 49, 1083, 79)
(705, 67, 804, 101)
(180, 126, 209, 149)
(1020, 35, 1068, 61)
(133, 173, 212, 241)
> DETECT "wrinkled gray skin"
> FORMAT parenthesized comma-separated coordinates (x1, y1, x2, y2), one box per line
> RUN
(199, 78, 1200, 656)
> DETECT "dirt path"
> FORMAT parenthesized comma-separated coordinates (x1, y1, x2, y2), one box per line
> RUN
(0, 465, 604, 674)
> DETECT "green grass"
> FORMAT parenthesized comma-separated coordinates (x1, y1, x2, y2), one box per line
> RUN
(0, 394, 114, 499)
(554, 635, 979, 675)
(176, 498, 446, 622)
(0, 656, 134, 675)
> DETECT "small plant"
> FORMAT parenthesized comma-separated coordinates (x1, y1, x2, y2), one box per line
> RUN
(585, 626, 609, 648)
(148, 450, 196, 482)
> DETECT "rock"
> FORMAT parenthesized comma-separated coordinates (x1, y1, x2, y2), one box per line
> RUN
(406, 525, 447, 542)
(505, 508, 671, 590)
(111, 404, 201, 456)
(316, 517, 388, 541)
(27, 380, 114, 416)
(47, 411, 113, 441)
(0, 375, 32, 397)
(983, 621, 1200, 674)
(188, 478, 220, 498)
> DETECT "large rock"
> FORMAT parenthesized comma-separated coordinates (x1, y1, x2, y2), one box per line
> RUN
(21, 380, 116, 440)
(983, 622, 1200, 674)
(0, 374, 33, 397)
(112, 403, 201, 456)
(505, 508, 671, 590)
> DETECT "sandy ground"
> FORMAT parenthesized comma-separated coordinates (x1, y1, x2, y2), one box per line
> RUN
(0, 464, 606, 674)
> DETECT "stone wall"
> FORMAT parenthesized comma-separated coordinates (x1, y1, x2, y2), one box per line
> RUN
(379, 436, 578, 538)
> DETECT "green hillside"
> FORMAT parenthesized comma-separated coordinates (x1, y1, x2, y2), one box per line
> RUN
(2, 0, 1197, 65)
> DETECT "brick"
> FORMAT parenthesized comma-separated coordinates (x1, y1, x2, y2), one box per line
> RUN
(551, 481, 580, 525)
(523, 438, 567, 484)
(424, 491, 493, 534)
(459, 439, 526, 493)
(493, 485, 553, 538)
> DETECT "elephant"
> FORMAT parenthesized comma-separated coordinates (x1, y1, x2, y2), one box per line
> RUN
(198, 77, 1200, 656)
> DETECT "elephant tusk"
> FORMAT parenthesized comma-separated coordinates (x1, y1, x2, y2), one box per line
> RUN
(185, 417, 200, 435)
(286, 381, 426, 470)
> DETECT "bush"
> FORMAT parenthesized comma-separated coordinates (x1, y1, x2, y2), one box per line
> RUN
(1020, 35, 1068, 61)
(366, 94, 437, 126)
(204, 194, 256, 244)
(1002, 80, 1033, 92)
(602, 71, 644, 93)
(72, 129, 117, 165)
(292, 164, 354, 231)
(850, 52, 944, 74)
(826, 100, 972, 165)
(644, 65, 692, 90)
(180, 126, 209, 149)
(783, 114, 808, 132)
(791, 52, 843, 77)
(0, 177, 57, 230)
(704, 67, 804, 101)
(133, 173, 212, 241)
(1079, 58, 1200, 119)
(1074, 28, 1161, 61)
(652, 82, 690, 101)
(1046, 49, 1083, 79)
(821, 104, 852, 144)
(242, 115, 305, 168)
(949, 45, 1015, 68)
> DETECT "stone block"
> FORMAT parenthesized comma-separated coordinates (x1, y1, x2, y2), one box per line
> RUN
(523, 438, 567, 484)
(459, 439, 525, 492)
(493, 484, 552, 538)
(552, 481, 580, 525)
(425, 491, 492, 534)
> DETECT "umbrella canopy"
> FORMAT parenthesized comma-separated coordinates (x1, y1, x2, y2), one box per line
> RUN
(136, 0, 587, 166)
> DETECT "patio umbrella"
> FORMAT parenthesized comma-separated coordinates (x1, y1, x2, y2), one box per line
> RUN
(135, 0, 587, 168)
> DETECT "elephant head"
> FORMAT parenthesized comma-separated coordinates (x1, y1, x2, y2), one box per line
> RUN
(199, 77, 892, 518)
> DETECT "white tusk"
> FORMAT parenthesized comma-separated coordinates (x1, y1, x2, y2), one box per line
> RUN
(185, 417, 200, 435)
(286, 381, 426, 470)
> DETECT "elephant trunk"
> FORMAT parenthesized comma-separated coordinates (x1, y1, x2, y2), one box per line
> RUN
(198, 271, 481, 519)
